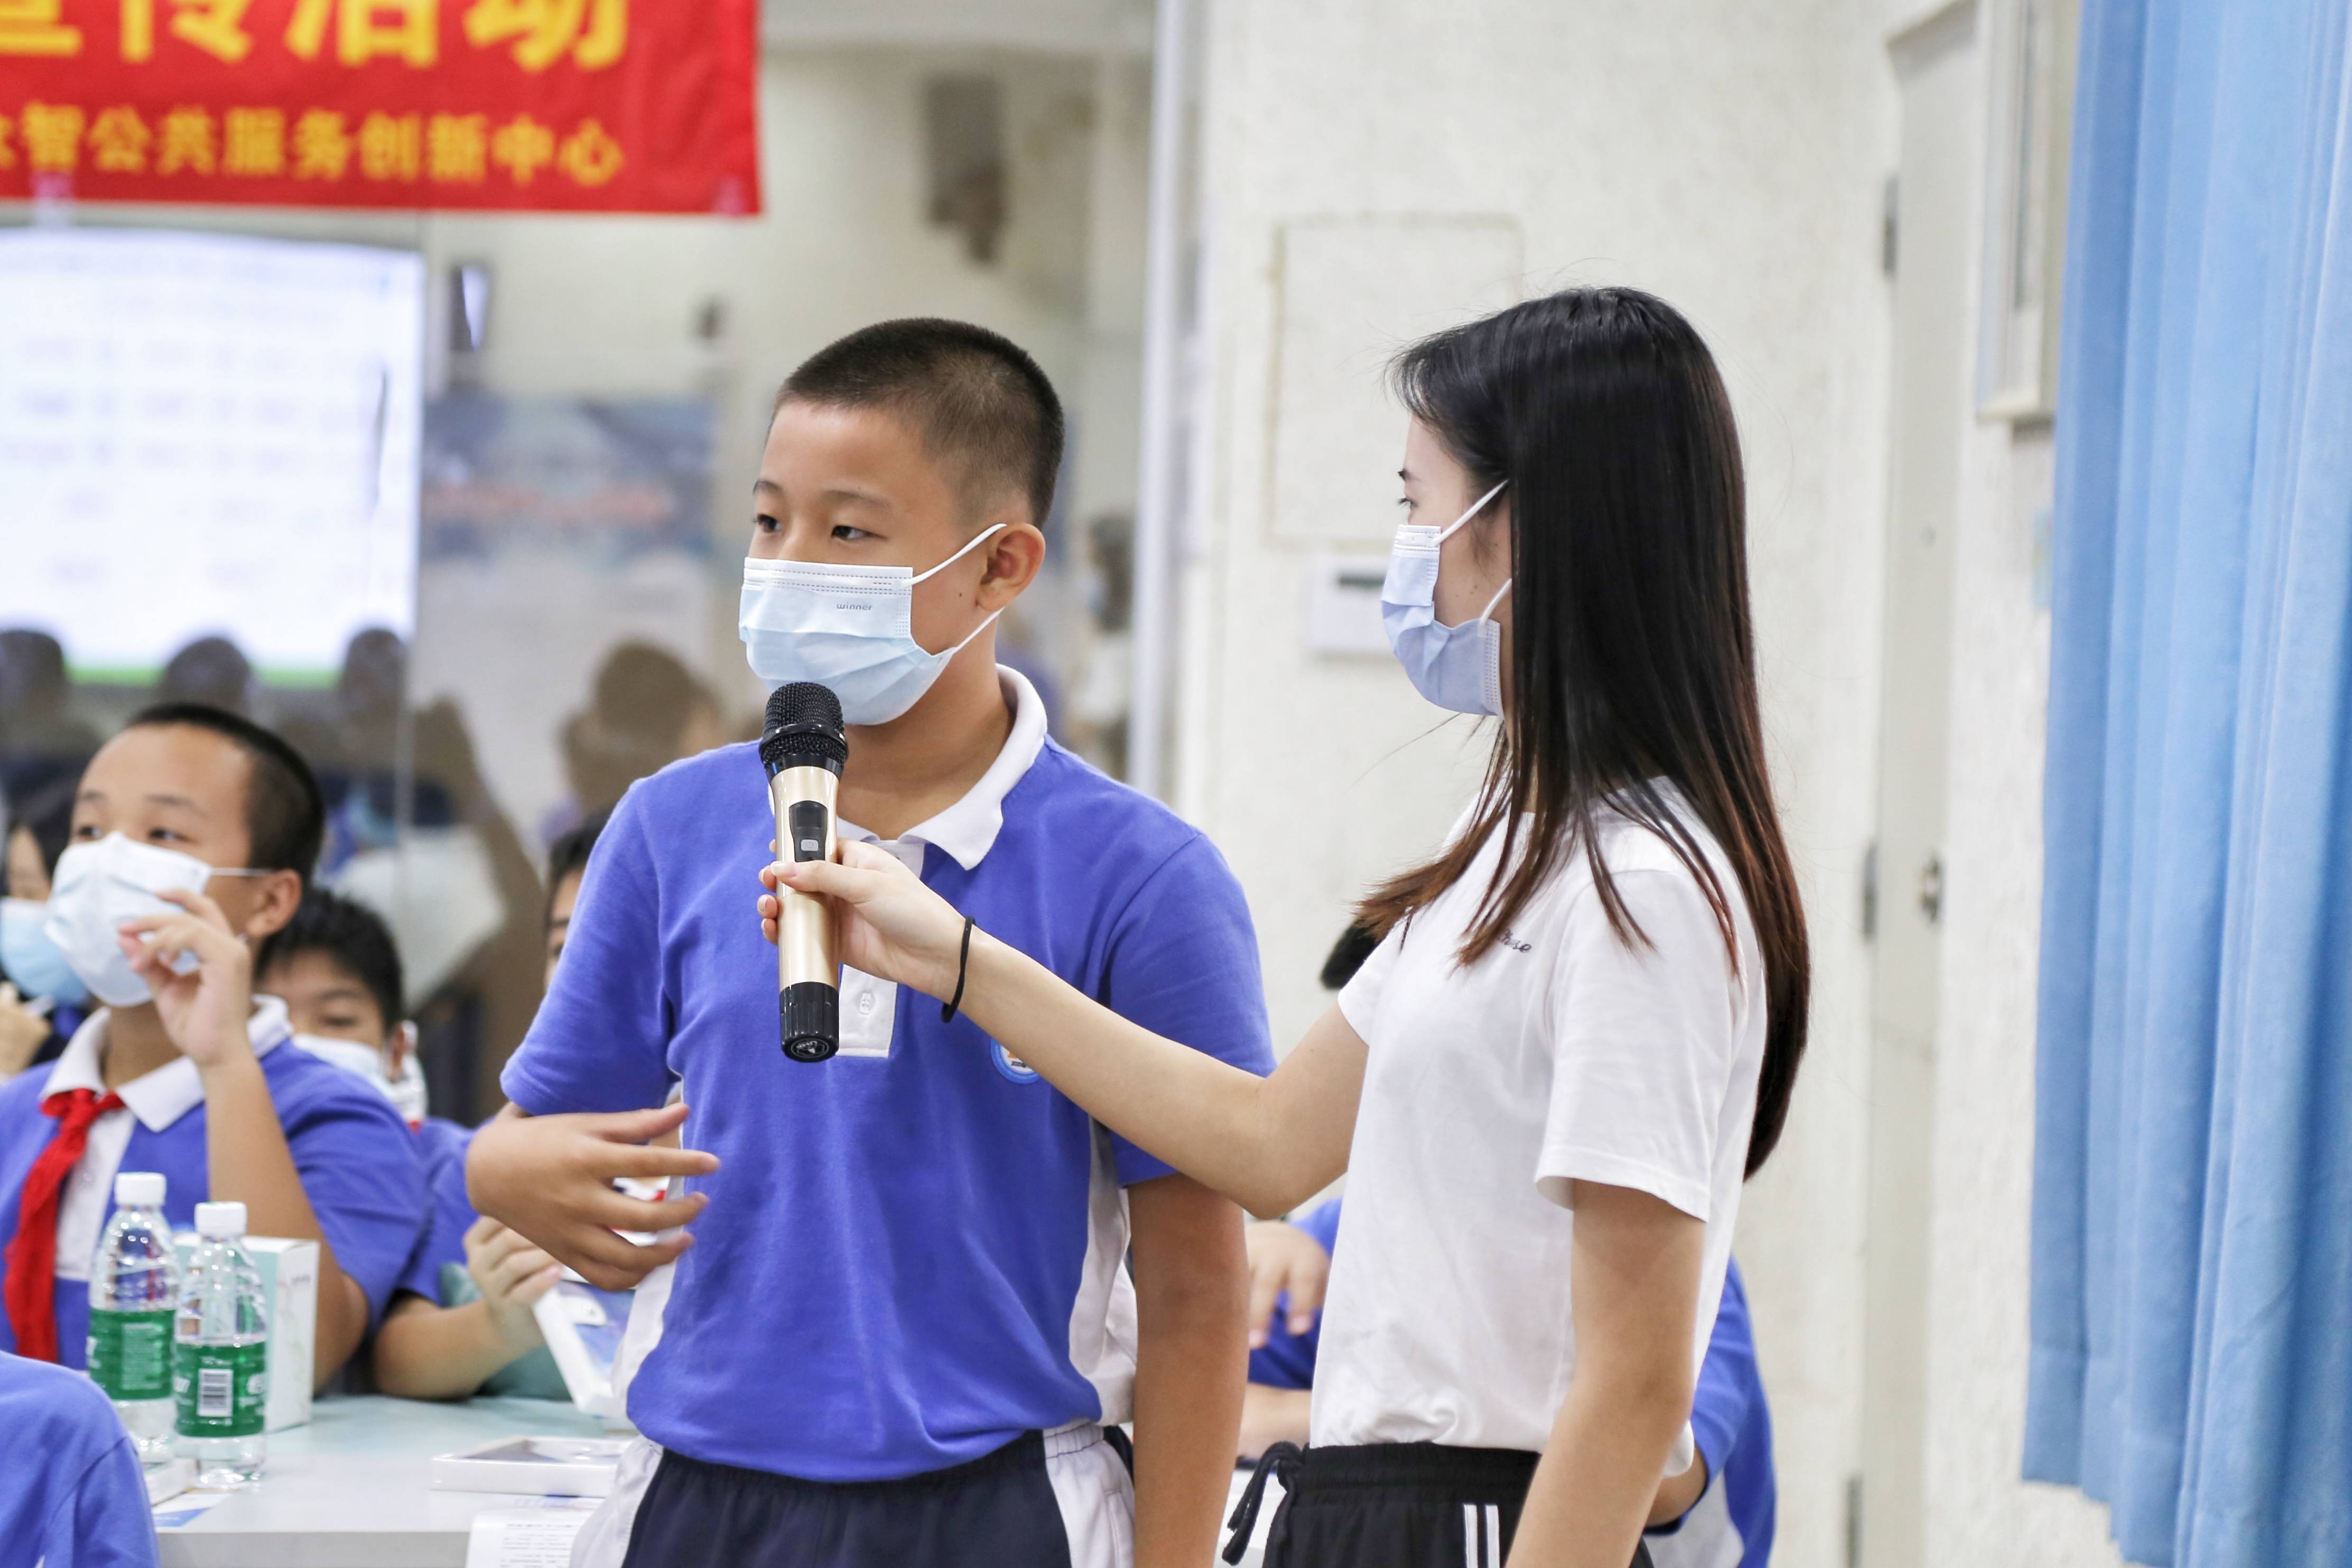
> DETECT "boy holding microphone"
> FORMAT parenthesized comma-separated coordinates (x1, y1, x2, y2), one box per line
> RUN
(470, 320, 1269, 1568)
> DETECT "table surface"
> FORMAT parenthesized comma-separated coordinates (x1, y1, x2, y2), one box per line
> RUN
(154, 1394, 611, 1568)
(152, 1394, 1280, 1568)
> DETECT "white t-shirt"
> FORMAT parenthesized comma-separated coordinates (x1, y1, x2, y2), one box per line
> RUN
(1311, 792, 1766, 1455)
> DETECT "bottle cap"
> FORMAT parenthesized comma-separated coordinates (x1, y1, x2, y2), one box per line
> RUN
(193, 1201, 247, 1239)
(113, 1171, 165, 1208)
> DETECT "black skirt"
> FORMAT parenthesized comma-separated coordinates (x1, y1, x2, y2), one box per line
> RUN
(1227, 1442, 1654, 1568)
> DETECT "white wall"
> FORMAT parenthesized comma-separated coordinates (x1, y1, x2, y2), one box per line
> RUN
(1170, 2, 1897, 1562)
(1926, 412, 2124, 1568)
(1872, 1, 2121, 1561)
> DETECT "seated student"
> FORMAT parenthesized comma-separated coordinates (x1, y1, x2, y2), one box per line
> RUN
(0, 1347, 160, 1567)
(0, 704, 423, 1389)
(2, 775, 87, 1077)
(539, 809, 607, 974)
(470, 320, 1269, 1568)
(1238, 1201, 1776, 1567)
(253, 886, 566, 1401)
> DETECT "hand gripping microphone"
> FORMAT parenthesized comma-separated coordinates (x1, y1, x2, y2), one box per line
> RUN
(760, 682, 848, 1063)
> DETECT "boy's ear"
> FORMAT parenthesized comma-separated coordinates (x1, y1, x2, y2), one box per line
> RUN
(240, 869, 306, 944)
(976, 520, 1047, 610)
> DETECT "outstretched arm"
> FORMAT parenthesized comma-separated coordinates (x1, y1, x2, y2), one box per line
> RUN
(761, 844, 1364, 1218)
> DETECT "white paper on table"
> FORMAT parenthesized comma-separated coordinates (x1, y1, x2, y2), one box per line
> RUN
(464, 1498, 601, 1567)
(152, 1490, 234, 1530)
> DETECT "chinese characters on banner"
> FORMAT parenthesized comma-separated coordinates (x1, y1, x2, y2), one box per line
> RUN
(0, 0, 759, 212)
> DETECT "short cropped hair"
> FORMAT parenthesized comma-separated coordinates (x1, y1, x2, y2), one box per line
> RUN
(777, 319, 1065, 527)
(545, 806, 610, 928)
(257, 888, 404, 1027)
(124, 703, 326, 885)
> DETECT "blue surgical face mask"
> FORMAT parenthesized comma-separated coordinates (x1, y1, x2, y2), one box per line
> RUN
(1, 898, 86, 1007)
(739, 524, 1008, 726)
(1381, 481, 1511, 716)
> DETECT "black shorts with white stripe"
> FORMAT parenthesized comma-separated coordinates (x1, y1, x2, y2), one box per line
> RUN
(1231, 1442, 1654, 1568)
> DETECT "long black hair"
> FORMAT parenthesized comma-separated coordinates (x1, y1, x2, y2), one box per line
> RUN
(1358, 286, 1810, 1177)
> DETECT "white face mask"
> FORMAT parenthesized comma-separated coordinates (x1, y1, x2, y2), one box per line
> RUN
(42, 834, 259, 1009)
(1380, 481, 1511, 716)
(294, 1025, 428, 1125)
(738, 524, 1007, 725)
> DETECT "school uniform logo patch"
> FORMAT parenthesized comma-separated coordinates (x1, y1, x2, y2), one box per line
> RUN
(991, 1040, 1042, 1084)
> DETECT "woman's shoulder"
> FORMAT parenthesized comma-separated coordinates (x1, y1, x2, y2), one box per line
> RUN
(1589, 783, 1733, 879)
(1561, 789, 1755, 951)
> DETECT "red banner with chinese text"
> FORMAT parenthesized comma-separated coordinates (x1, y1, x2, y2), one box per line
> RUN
(0, 0, 759, 213)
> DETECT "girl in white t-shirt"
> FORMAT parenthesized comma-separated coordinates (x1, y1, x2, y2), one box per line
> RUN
(766, 286, 1810, 1568)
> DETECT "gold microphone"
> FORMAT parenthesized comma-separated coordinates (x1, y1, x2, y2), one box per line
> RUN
(760, 682, 847, 1062)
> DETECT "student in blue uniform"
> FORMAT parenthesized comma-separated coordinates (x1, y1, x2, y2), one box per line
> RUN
(468, 319, 1270, 1568)
(253, 887, 566, 1400)
(2, 774, 87, 1077)
(0, 1347, 160, 1567)
(768, 287, 1813, 1568)
(1238, 1201, 1776, 1567)
(0, 704, 422, 1389)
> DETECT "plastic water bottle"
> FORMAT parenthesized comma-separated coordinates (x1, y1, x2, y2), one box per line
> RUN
(174, 1201, 268, 1488)
(87, 1170, 179, 1463)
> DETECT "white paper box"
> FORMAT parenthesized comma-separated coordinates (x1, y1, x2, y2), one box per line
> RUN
(172, 1234, 318, 1432)
(431, 1436, 630, 1497)
(143, 1455, 194, 1505)
(531, 1275, 635, 1421)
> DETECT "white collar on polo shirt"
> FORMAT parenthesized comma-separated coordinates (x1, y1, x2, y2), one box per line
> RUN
(837, 666, 1049, 872)
(42, 994, 294, 1132)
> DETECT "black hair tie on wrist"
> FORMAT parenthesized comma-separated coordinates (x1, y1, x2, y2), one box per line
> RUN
(941, 916, 977, 1023)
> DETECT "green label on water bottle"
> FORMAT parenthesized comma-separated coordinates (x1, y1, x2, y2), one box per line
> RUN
(88, 1308, 175, 1402)
(174, 1340, 267, 1438)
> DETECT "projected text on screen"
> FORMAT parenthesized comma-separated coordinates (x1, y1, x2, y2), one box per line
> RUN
(0, 228, 422, 683)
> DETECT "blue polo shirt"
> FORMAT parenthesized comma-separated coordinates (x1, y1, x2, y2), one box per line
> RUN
(0, 1349, 159, 1568)
(501, 669, 1274, 1481)
(395, 1116, 477, 1303)
(1249, 1202, 1776, 1568)
(0, 997, 423, 1364)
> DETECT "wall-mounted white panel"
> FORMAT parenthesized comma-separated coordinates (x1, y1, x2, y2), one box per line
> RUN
(1304, 554, 1391, 656)
(1266, 216, 1522, 548)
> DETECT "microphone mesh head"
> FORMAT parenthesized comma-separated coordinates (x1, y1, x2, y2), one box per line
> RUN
(766, 680, 843, 736)
(761, 682, 848, 770)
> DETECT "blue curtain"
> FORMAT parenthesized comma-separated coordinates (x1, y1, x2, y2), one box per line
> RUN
(2028, 0, 2352, 1564)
